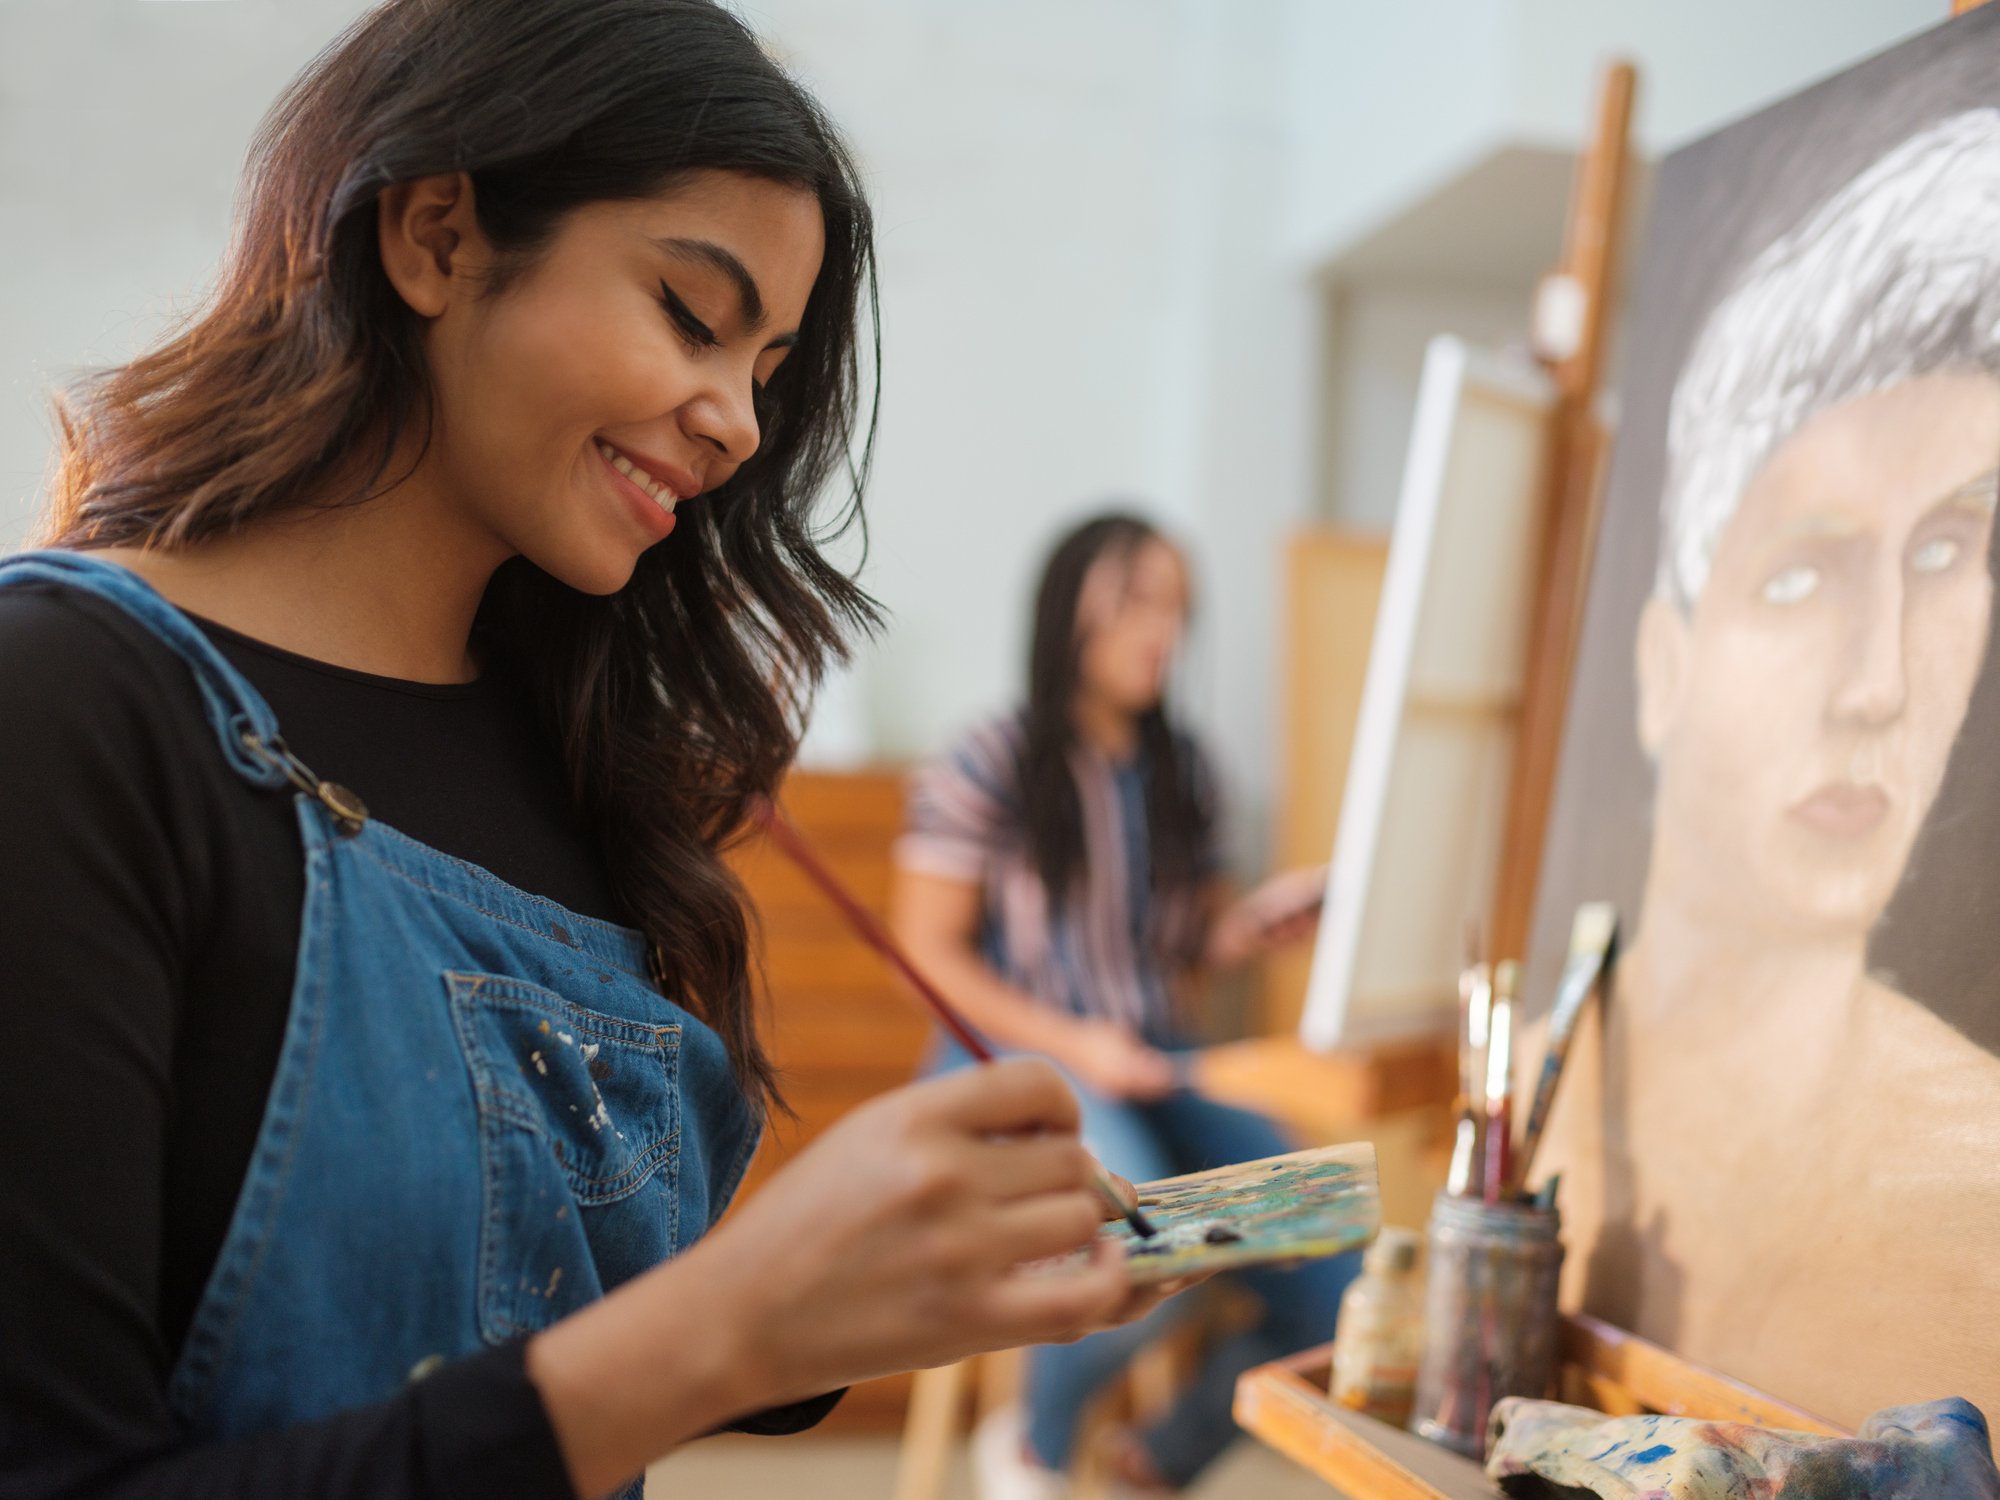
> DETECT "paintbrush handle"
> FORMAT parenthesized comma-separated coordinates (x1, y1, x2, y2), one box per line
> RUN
(1091, 1163, 1158, 1239)
(756, 801, 995, 1062)
(1481, 971, 1516, 1202)
(1515, 954, 1606, 1184)
(1516, 1047, 1568, 1187)
(1445, 1114, 1479, 1197)
(1482, 1097, 1511, 1206)
(755, 801, 1159, 1240)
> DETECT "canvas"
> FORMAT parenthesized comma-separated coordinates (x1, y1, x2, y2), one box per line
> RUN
(1303, 337, 1555, 1047)
(1524, 6, 2000, 1429)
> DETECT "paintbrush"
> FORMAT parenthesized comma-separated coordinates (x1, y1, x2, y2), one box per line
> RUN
(1445, 958, 1492, 1197)
(1512, 902, 1618, 1195)
(750, 798, 1159, 1240)
(1481, 961, 1519, 1207)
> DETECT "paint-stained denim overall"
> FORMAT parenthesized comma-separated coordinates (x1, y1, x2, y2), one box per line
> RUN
(2, 552, 759, 1494)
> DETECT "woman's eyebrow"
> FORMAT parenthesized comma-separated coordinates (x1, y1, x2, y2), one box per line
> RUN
(651, 236, 769, 335)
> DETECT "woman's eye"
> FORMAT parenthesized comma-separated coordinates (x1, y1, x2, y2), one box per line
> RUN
(1761, 564, 1821, 606)
(1910, 535, 1962, 575)
(658, 280, 718, 350)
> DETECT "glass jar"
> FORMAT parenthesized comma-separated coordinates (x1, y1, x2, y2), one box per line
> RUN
(1330, 1225, 1425, 1426)
(1407, 1190, 1563, 1458)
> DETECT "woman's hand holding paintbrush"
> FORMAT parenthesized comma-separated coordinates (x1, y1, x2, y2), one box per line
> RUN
(751, 798, 1160, 1240)
(532, 1059, 1174, 1496)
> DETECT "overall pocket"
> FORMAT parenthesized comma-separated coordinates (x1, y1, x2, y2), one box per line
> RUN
(445, 972, 683, 1342)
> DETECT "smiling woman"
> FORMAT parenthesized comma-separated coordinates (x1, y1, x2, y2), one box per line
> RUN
(0, 4, 1171, 1500)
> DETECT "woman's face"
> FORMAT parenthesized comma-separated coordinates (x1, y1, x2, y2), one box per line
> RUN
(1075, 537, 1190, 716)
(1638, 370, 2000, 938)
(412, 170, 825, 594)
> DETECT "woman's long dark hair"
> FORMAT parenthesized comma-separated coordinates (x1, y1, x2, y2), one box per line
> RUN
(1023, 514, 1209, 951)
(44, 0, 882, 1115)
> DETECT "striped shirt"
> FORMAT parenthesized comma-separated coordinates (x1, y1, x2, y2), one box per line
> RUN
(896, 712, 1224, 1041)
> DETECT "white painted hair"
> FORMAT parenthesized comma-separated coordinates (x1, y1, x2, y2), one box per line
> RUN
(1659, 109, 2000, 608)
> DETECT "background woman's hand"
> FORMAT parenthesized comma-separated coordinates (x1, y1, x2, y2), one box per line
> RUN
(1205, 865, 1328, 968)
(1060, 1019, 1180, 1101)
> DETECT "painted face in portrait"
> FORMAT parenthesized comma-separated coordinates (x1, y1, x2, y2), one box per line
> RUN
(1640, 375, 1999, 935)
(1635, 110, 2000, 943)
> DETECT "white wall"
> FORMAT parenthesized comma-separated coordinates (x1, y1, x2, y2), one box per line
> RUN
(1281, 0, 1946, 269)
(0, 0, 357, 531)
(1321, 283, 1532, 531)
(0, 0, 1960, 873)
(1510, 0, 1944, 150)
(750, 0, 1307, 843)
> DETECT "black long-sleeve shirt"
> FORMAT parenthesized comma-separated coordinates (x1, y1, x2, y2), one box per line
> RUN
(0, 580, 834, 1500)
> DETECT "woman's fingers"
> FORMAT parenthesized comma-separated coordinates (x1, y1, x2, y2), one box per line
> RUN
(968, 1134, 1097, 1203)
(1097, 1166, 1141, 1219)
(976, 1191, 1106, 1268)
(1103, 1283, 1174, 1326)
(921, 1056, 1080, 1136)
(977, 1237, 1130, 1343)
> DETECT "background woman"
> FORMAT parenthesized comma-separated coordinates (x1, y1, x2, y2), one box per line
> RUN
(0, 6, 1176, 1498)
(893, 512, 1353, 1497)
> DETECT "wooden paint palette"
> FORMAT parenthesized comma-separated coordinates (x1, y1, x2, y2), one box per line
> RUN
(1106, 1141, 1380, 1284)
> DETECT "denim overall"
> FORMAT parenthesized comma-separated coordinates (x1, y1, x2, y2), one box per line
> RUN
(2, 552, 759, 1493)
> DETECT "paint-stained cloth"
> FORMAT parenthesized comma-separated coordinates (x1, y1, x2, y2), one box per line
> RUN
(1484, 1395, 2000, 1499)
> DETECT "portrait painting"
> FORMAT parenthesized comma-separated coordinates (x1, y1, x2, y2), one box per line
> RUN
(1524, 6, 2000, 1427)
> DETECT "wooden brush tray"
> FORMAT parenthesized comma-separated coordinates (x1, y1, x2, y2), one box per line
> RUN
(1233, 1313, 1845, 1498)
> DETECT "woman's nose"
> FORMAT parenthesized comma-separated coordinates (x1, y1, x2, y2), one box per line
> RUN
(685, 377, 761, 469)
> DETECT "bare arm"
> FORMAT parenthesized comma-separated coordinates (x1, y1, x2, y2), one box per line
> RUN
(889, 865, 1088, 1054)
(889, 864, 1176, 1100)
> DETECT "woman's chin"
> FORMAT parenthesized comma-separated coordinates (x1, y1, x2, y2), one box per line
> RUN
(521, 540, 647, 598)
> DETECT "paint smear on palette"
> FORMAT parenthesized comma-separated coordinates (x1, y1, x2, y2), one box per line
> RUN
(1097, 1141, 1380, 1284)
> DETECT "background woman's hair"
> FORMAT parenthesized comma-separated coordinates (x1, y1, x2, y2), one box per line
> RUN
(43, 0, 883, 1114)
(1022, 513, 1210, 953)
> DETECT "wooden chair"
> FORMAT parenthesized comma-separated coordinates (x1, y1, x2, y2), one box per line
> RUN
(893, 1332, 1196, 1500)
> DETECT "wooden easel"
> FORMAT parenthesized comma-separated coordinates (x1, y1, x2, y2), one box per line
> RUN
(1488, 60, 1636, 961)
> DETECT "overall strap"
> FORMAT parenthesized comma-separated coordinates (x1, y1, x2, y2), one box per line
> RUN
(0, 551, 366, 828)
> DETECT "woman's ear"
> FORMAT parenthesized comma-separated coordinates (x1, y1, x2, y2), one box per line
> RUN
(376, 172, 484, 319)
(1635, 593, 1690, 758)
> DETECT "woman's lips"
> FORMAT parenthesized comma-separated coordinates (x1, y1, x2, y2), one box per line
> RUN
(595, 441, 677, 539)
(1788, 782, 1891, 838)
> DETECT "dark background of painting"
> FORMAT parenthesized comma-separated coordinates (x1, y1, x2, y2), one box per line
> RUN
(1523, 3, 2000, 1057)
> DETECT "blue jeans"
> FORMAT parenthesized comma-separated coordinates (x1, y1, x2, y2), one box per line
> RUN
(929, 1039, 1361, 1488)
